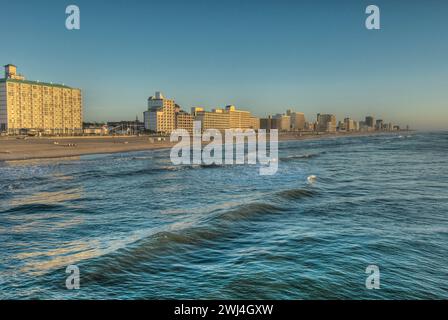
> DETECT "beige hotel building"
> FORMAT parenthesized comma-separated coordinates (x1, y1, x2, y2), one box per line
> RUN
(144, 91, 260, 134)
(0, 64, 82, 135)
(143, 91, 176, 134)
(193, 105, 259, 132)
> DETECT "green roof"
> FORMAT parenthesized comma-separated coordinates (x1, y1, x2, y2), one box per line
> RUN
(0, 78, 80, 90)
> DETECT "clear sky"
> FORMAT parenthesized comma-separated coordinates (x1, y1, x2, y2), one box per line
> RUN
(0, 0, 447, 129)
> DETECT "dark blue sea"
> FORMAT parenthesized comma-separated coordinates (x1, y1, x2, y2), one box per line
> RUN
(1, 132, 447, 299)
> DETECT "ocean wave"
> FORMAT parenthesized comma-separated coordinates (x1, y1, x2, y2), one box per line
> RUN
(216, 202, 286, 222)
(74, 163, 231, 181)
(76, 226, 227, 283)
(1, 203, 66, 215)
(64, 202, 287, 280)
(280, 153, 321, 162)
(275, 188, 317, 200)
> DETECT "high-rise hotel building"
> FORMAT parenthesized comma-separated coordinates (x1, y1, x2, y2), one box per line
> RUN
(143, 91, 176, 133)
(0, 65, 82, 135)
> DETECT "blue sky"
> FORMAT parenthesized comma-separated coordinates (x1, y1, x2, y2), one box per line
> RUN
(0, 0, 447, 129)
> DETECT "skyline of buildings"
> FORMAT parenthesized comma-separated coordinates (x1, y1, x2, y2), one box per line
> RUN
(0, 64, 405, 136)
(141, 91, 402, 135)
(143, 91, 260, 134)
(141, 91, 402, 136)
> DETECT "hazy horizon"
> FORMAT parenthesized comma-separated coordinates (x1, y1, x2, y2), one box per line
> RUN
(0, 0, 447, 130)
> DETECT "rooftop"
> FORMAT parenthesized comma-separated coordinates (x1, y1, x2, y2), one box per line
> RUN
(0, 77, 78, 89)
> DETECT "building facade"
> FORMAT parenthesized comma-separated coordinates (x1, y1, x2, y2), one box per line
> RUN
(143, 92, 260, 134)
(249, 116, 260, 130)
(375, 119, 384, 130)
(289, 112, 305, 131)
(344, 117, 356, 131)
(260, 116, 273, 131)
(193, 108, 230, 131)
(365, 116, 375, 128)
(317, 113, 336, 132)
(226, 105, 253, 129)
(175, 110, 194, 134)
(273, 114, 291, 131)
(191, 105, 258, 132)
(0, 64, 82, 135)
(143, 91, 175, 134)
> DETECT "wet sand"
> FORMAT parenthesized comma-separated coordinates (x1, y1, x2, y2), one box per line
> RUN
(0, 131, 397, 161)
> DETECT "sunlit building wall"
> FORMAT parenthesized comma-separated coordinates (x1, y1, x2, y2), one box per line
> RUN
(317, 113, 336, 132)
(144, 91, 175, 133)
(290, 112, 305, 131)
(0, 64, 82, 135)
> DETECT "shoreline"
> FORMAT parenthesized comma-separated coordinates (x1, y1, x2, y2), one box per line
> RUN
(0, 131, 407, 162)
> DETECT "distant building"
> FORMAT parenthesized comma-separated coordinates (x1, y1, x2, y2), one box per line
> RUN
(273, 114, 291, 131)
(83, 124, 108, 135)
(289, 112, 305, 131)
(386, 123, 393, 131)
(260, 116, 273, 131)
(359, 121, 374, 131)
(193, 107, 230, 131)
(226, 105, 253, 129)
(250, 116, 260, 130)
(317, 113, 336, 132)
(108, 119, 144, 135)
(143, 91, 176, 134)
(175, 110, 194, 134)
(365, 116, 375, 128)
(193, 105, 258, 132)
(344, 117, 356, 131)
(0, 64, 82, 135)
(304, 121, 315, 131)
(375, 119, 383, 131)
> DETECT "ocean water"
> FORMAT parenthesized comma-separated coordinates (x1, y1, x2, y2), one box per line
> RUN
(0, 132, 447, 300)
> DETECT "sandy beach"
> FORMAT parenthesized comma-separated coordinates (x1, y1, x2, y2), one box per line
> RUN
(0, 136, 175, 161)
(0, 131, 398, 162)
